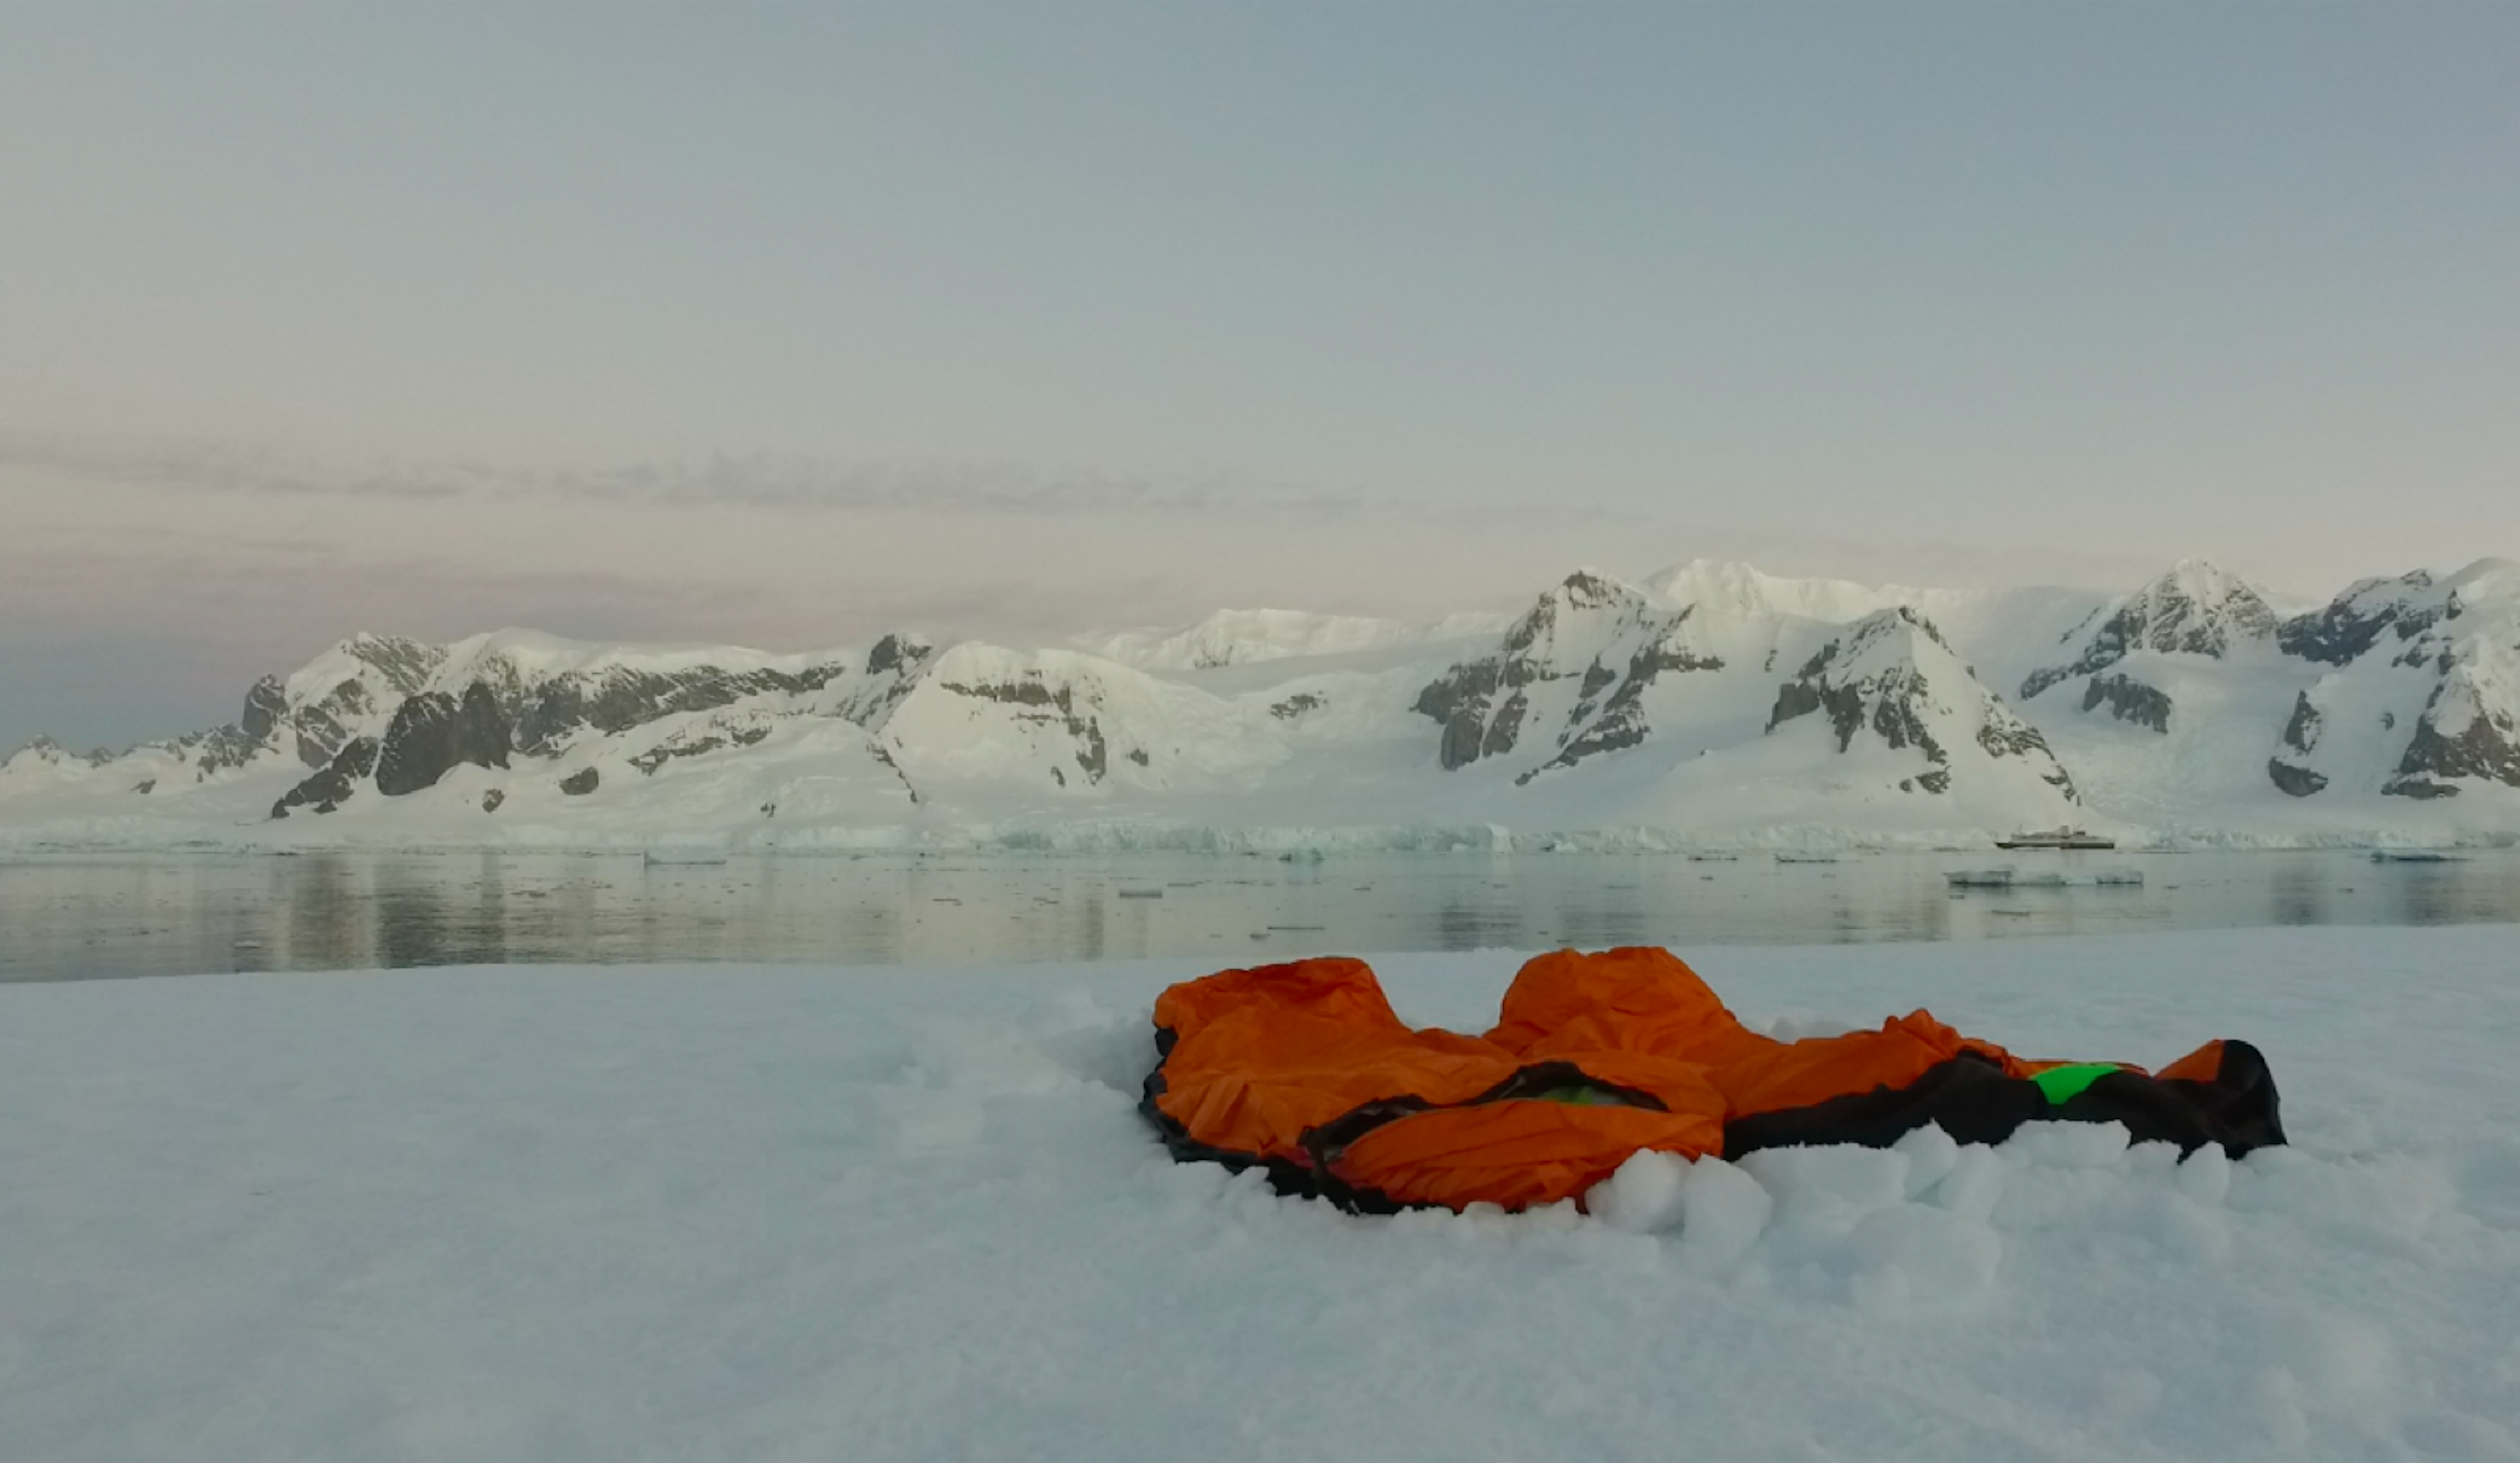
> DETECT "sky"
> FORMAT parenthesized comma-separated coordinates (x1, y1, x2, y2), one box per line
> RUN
(3, 1, 2516, 749)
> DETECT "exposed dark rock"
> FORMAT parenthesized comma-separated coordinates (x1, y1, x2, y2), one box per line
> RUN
(2391, 682, 2520, 791)
(1270, 693, 1324, 720)
(1977, 718, 2079, 798)
(271, 737, 379, 818)
(1765, 621, 1945, 766)
(346, 634, 448, 695)
(241, 676, 287, 742)
(2268, 679, 2338, 787)
(2080, 673, 2173, 733)
(1417, 576, 1721, 776)
(1416, 661, 1505, 770)
(1076, 716, 1108, 782)
(1414, 577, 1616, 769)
(190, 724, 265, 775)
(1518, 659, 1666, 783)
(1125, 747, 1150, 766)
(1480, 692, 1528, 761)
(1633, 638, 1725, 680)
(1518, 714, 1643, 785)
(1765, 608, 2075, 800)
(512, 663, 850, 756)
(868, 740, 921, 806)
(2022, 564, 2275, 699)
(934, 674, 1116, 785)
(2278, 572, 2458, 665)
(2382, 777, 2460, 800)
(291, 679, 377, 768)
(1502, 571, 1631, 656)
(1766, 680, 1828, 736)
(134, 779, 156, 795)
(18, 735, 119, 770)
(1765, 617, 1944, 758)
(560, 768, 600, 796)
(866, 632, 931, 679)
(482, 788, 506, 813)
(376, 682, 513, 796)
(274, 636, 447, 768)
(942, 677, 1061, 708)
(627, 722, 774, 775)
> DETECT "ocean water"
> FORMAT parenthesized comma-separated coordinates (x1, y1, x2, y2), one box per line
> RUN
(3, 848, 2516, 981)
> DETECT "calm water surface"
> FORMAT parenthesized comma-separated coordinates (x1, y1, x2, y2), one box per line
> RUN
(3, 848, 2517, 981)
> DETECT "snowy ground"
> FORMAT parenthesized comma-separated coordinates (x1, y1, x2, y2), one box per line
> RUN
(7, 928, 2520, 1460)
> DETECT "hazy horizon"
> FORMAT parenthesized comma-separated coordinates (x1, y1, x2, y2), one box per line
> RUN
(7, 2, 2516, 749)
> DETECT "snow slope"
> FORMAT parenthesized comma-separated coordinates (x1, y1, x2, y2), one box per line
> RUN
(5, 927, 2517, 1460)
(1076, 607, 1511, 671)
(7, 557, 2520, 850)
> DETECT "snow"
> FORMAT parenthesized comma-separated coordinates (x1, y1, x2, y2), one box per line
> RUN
(882, 642, 1292, 795)
(1076, 608, 1510, 671)
(9, 556, 2520, 854)
(2427, 643, 2520, 743)
(1642, 557, 1899, 627)
(7, 926, 2520, 1460)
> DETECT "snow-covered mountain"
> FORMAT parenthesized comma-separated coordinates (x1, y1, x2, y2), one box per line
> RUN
(2268, 560, 2520, 802)
(2019, 559, 2279, 705)
(1076, 608, 1509, 672)
(7, 556, 2518, 851)
(1414, 570, 1726, 779)
(1764, 607, 2078, 807)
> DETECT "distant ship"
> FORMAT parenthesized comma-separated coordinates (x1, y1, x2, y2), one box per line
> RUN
(1994, 826, 2117, 851)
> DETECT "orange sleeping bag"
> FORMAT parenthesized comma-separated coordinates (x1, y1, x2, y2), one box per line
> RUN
(1141, 947, 2281, 1213)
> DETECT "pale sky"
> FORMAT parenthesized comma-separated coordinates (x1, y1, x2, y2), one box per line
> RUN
(4, 1, 2516, 749)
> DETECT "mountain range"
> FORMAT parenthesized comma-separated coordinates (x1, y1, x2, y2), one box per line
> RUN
(6, 556, 2517, 851)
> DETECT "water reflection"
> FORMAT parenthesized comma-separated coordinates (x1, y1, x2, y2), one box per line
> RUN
(2270, 859, 2327, 927)
(284, 855, 362, 972)
(1, 848, 2516, 982)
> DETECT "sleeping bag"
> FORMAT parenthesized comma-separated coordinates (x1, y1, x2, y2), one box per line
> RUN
(1141, 947, 2282, 1213)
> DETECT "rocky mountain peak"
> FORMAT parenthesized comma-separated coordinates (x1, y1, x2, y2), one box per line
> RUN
(2021, 560, 2275, 699)
(1419, 570, 1721, 778)
(338, 632, 450, 697)
(14, 556, 2520, 844)
(2276, 569, 2451, 667)
(866, 632, 931, 678)
(1500, 571, 1656, 657)
(1769, 609, 2076, 801)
